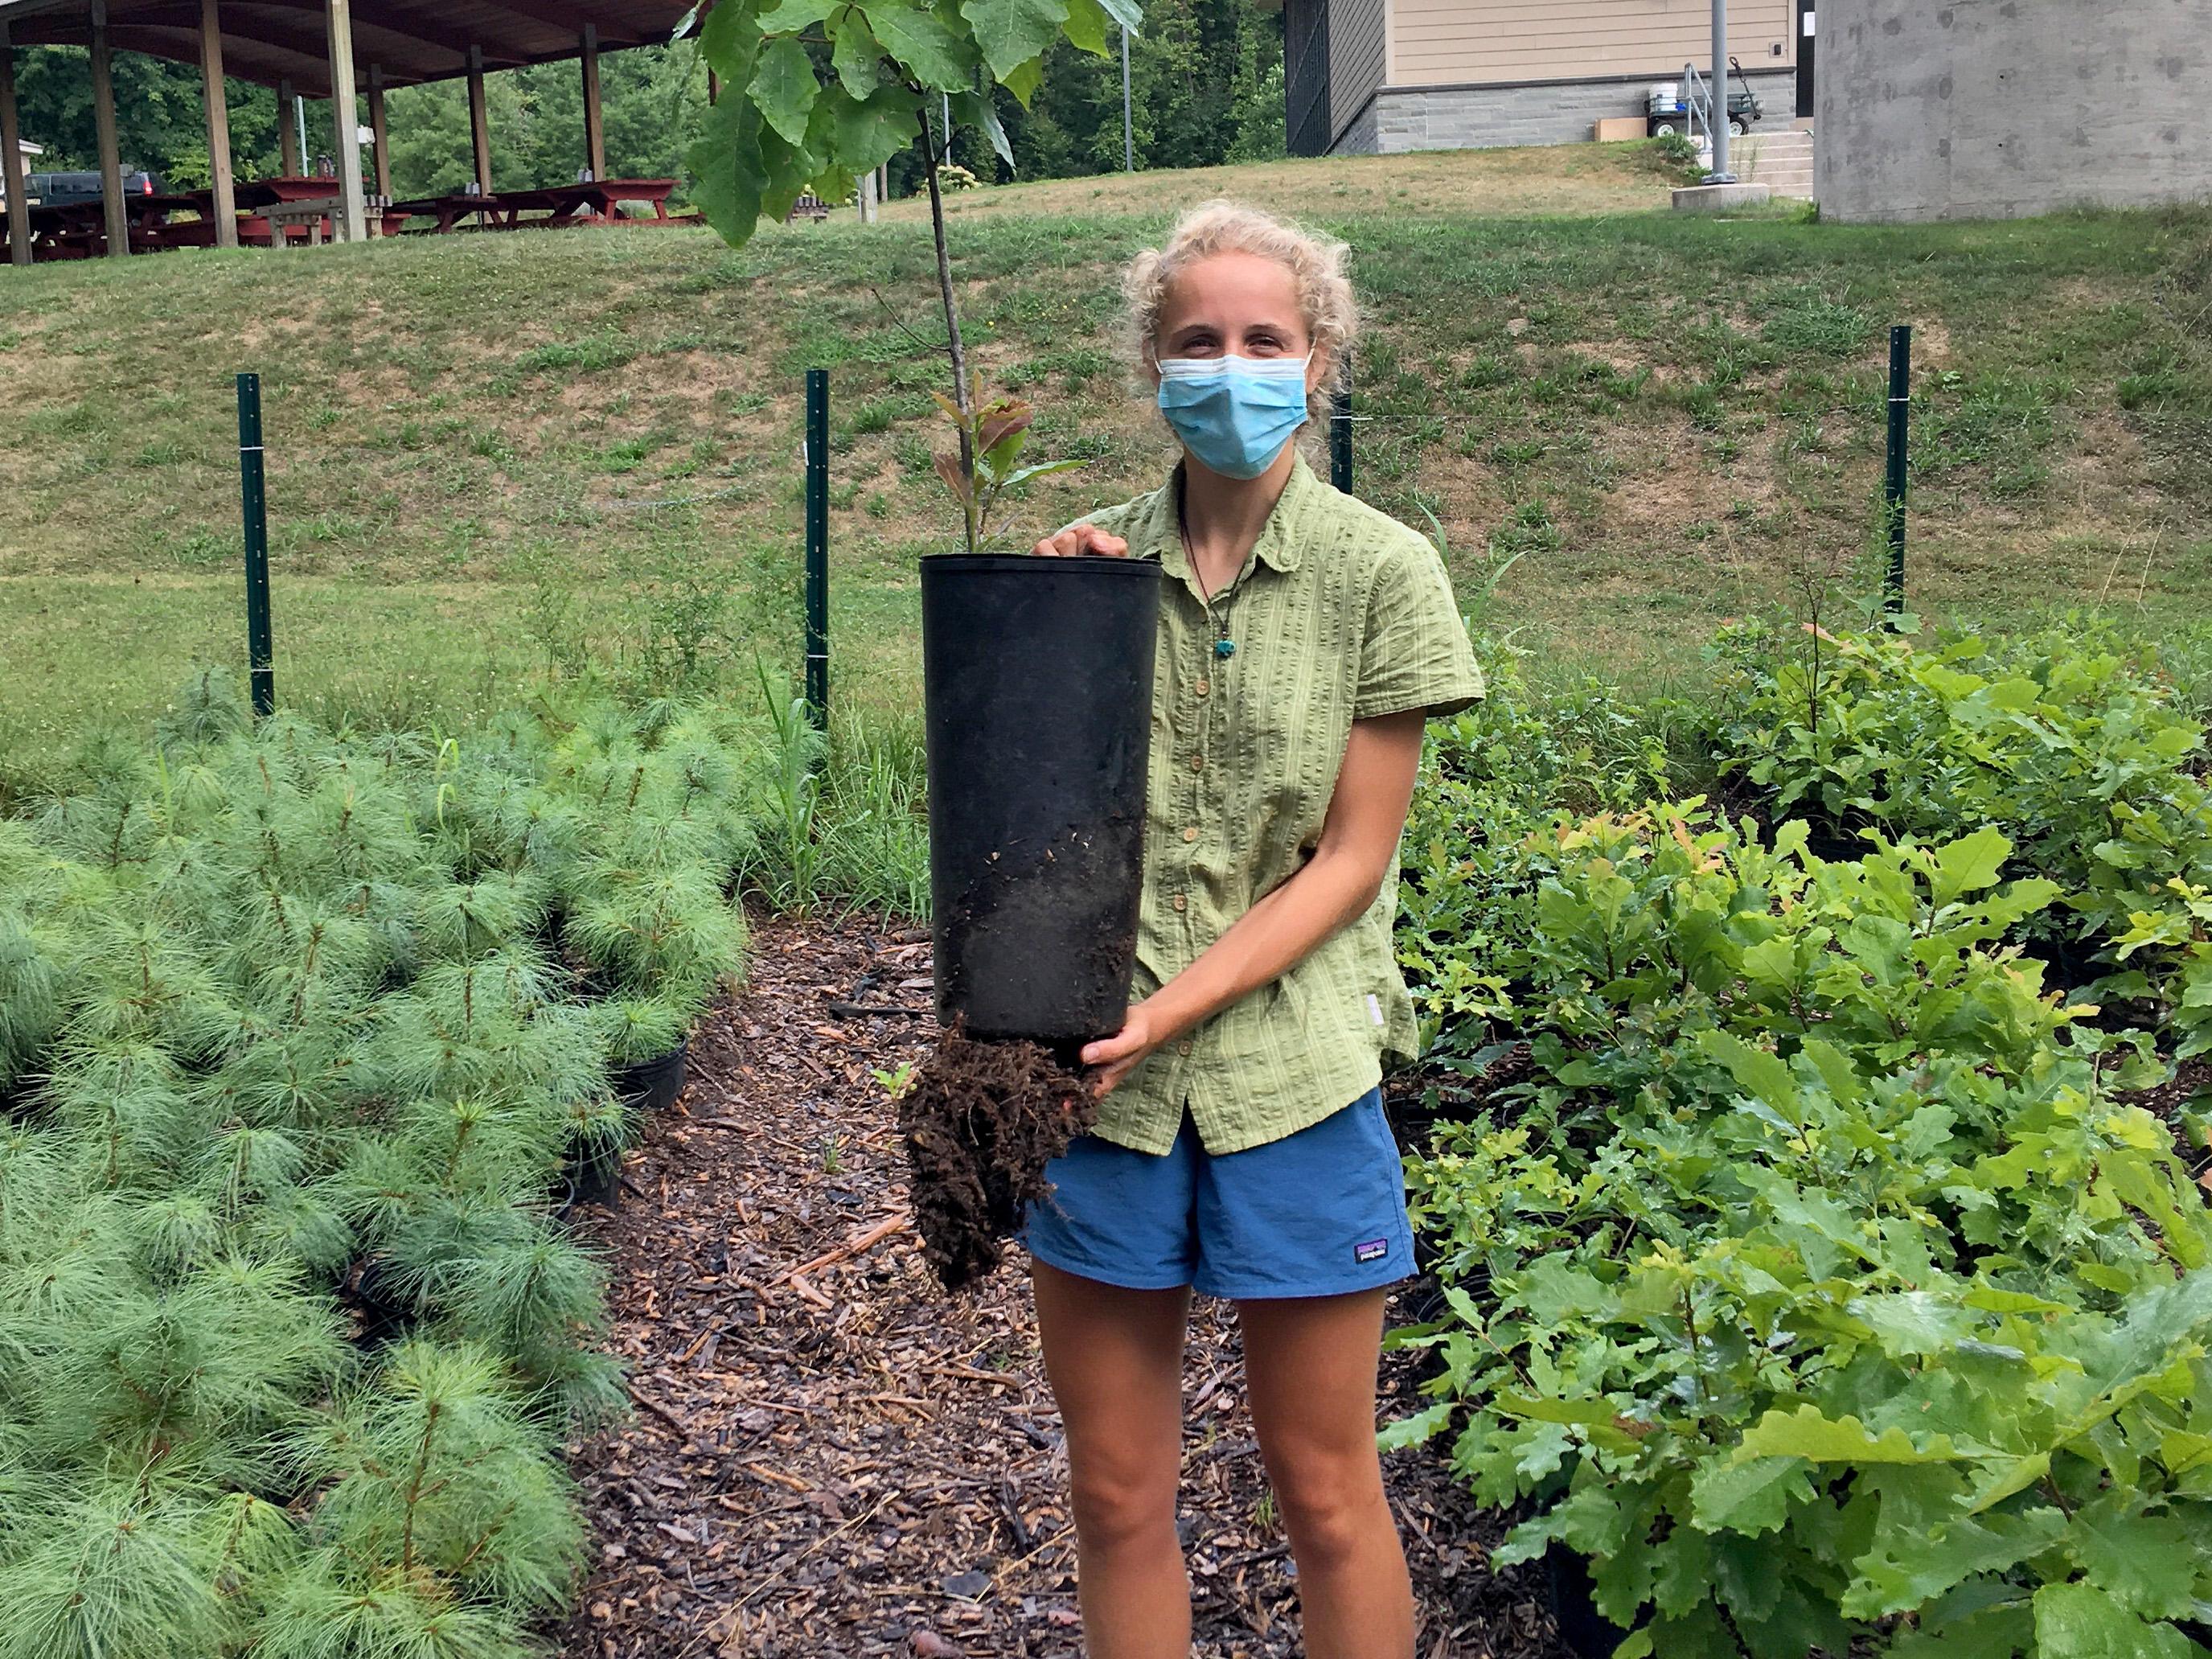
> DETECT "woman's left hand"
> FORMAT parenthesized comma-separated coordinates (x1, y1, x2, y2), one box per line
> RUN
(1081, 1001, 1167, 1096)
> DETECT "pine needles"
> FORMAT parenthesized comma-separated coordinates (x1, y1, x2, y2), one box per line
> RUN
(0, 671, 767, 1657)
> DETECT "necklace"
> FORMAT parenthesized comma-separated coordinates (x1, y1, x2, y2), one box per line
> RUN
(1177, 515, 1242, 661)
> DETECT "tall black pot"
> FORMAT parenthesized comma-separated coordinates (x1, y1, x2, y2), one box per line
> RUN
(921, 553, 1159, 1047)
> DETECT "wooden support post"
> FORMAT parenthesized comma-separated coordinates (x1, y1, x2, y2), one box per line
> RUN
(466, 45, 491, 195)
(367, 65, 390, 201)
(325, 0, 367, 240)
(92, 2, 130, 256)
(197, 0, 238, 247)
(0, 24, 31, 266)
(580, 24, 605, 181)
(277, 76, 301, 175)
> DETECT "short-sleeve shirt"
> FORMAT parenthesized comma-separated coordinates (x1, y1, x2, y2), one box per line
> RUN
(1069, 455, 1486, 1156)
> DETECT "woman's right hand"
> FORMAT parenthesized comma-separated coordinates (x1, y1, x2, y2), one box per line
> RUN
(1033, 524, 1129, 558)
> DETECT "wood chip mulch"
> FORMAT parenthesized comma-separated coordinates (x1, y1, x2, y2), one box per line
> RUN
(557, 914, 1566, 1659)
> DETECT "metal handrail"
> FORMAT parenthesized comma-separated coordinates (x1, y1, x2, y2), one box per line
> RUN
(1681, 61, 1711, 152)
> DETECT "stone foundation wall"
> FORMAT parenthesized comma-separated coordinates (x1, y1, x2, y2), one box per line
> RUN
(1330, 68, 1797, 154)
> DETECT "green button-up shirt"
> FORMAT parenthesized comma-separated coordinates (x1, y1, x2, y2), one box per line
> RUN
(1070, 456, 1486, 1156)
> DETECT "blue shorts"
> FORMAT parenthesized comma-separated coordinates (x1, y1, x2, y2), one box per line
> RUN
(1017, 1087, 1415, 1300)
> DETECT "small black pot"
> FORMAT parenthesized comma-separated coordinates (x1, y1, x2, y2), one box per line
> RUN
(556, 1131, 626, 1213)
(610, 1038, 688, 1115)
(343, 1255, 419, 1349)
(1548, 1543, 1638, 1658)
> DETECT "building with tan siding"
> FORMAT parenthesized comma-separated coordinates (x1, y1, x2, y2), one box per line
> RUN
(1276, 0, 1806, 154)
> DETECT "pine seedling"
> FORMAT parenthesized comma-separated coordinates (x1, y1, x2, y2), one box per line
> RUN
(0, 907, 64, 1091)
(413, 873, 550, 966)
(391, 1095, 563, 1202)
(240, 1184, 357, 1276)
(256, 1554, 519, 1659)
(48, 1049, 212, 1192)
(154, 666, 252, 749)
(593, 993, 692, 1069)
(58, 912, 230, 1055)
(380, 1189, 540, 1319)
(199, 1025, 359, 1139)
(444, 1230, 610, 1394)
(564, 864, 744, 1004)
(196, 1123, 310, 1218)
(293, 1338, 585, 1616)
(31, 780, 158, 872)
(0, 1484, 232, 1659)
(0, 1124, 68, 1234)
(43, 1259, 344, 1484)
(228, 890, 388, 1028)
(133, 1191, 228, 1275)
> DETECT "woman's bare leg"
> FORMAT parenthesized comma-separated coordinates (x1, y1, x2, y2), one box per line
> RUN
(1032, 1258, 1193, 1659)
(1238, 1289, 1414, 1659)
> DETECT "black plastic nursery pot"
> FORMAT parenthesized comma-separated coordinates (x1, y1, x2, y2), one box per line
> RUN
(611, 1037, 689, 1115)
(921, 554, 1160, 1048)
(1546, 1542, 1638, 1657)
(558, 1131, 626, 1213)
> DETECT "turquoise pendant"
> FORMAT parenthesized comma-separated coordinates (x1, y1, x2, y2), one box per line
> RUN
(1215, 639, 1236, 659)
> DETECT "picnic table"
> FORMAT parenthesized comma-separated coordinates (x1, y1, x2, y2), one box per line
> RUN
(386, 179, 679, 234)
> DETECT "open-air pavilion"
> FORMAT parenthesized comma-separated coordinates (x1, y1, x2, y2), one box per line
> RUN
(0, 0, 696, 262)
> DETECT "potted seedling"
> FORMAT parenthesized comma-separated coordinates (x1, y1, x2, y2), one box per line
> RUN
(690, 0, 1159, 1288)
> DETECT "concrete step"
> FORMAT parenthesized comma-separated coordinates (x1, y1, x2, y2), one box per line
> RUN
(1732, 129, 1816, 197)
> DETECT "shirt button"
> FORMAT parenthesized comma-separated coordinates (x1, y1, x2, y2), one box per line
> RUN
(1172, 893, 1187, 912)
(1182, 826, 1199, 843)
(1188, 754, 1204, 773)
(1195, 677, 1210, 697)
(1176, 1040, 1192, 1056)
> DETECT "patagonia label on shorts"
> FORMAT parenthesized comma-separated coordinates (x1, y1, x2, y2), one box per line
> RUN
(1354, 1237, 1389, 1264)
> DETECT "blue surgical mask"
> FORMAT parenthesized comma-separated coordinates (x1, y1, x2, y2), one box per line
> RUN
(1155, 355, 1312, 480)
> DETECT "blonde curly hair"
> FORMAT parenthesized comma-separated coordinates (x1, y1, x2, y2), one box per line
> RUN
(1122, 200, 1359, 423)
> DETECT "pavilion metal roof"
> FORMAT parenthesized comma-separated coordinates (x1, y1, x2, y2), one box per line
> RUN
(0, 0, 697, 97)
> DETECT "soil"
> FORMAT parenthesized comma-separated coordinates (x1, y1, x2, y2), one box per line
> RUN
(897, 1027, 1097, 1294)
(556, 913, 1567, 1659)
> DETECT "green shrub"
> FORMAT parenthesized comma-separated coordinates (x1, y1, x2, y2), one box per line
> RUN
(1702, 614, 2212, 1057)
(1389, 807, 2211, 1657)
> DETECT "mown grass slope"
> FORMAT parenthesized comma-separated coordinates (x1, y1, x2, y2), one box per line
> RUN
(2, 142, 2206, 764)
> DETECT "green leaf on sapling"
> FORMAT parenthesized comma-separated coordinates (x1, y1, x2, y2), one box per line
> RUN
(1689, 1455, 1813, 1537)
(823, 85, 922, 176)
(951, 88, 1013, 167)
(686, 95, 768, 247)
(2032, 1580, 2197, 1659)
(1060, 0, 1110, 53)
(862, 1, 974, 89)
(749, 36, 823, 146)
(1001, 54, 1044, 105)
(757, 0, 843, 31)
(960, 0, 1069, 80)
(699, 0, 765, 80)
(827, 7, 884, 96)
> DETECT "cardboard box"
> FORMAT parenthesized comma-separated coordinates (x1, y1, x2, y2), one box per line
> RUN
(1594, 117, 1648, 142)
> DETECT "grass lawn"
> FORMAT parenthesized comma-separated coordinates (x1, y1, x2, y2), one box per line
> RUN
(2, 142, 2207, 774)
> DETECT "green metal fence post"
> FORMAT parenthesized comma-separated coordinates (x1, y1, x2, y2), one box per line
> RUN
(236, 372, 274, 717)
(1329, 384, 1353, 495)
(1883, 324, 1911, 620)
(804, 368, 830, 730)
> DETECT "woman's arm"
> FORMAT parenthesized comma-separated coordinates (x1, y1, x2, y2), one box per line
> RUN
(1082, 708, 1427, 1094)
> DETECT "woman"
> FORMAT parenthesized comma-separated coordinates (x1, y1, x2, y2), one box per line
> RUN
(1024, 200, 1485, 1659)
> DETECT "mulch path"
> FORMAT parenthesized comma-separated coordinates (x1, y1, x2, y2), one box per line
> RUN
(557, 914, 1565, 1659)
